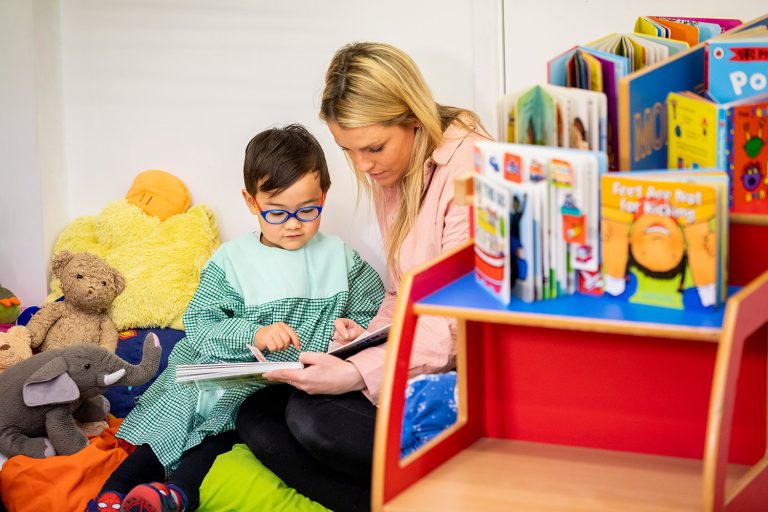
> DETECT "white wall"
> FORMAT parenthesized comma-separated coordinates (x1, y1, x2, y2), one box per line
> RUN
(58, 0, 502, 293)
(0, 0, 66, 308)
(502, 0, 765, 94)
(4, 0, 766, 306)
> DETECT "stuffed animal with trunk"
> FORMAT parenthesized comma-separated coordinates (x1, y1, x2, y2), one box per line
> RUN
(0, 332, 161, 458)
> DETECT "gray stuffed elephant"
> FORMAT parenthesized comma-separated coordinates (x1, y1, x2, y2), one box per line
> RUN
(0, 332, 161, 458)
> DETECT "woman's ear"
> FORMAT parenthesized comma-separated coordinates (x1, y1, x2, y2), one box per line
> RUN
(242, 189, 259, 215)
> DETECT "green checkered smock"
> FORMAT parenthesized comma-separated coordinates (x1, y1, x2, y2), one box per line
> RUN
(116, 232, 384, 472)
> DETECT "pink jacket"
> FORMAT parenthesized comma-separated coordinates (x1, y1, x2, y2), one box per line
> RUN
(348, 122, 487, 404)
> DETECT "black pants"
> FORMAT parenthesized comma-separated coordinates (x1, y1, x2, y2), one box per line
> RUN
(236, 385, 376, 512)
(101, 430, 240, 510)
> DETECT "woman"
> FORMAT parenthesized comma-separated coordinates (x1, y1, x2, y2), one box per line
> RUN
(236, 42, 489, 512)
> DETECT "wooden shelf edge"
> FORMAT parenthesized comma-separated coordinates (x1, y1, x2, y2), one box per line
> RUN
(413, 303, 722, 342)
(730, 213, 768, 226)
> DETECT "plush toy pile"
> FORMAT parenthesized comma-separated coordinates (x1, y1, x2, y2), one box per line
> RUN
(0, 333, 161, 459)
(47, 170, 220, 330)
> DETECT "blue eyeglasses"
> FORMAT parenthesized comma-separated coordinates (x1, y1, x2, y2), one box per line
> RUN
(253, 195, 325, 225)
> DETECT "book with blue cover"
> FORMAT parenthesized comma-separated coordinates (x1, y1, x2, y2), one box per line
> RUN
(707, 36, 768, 103)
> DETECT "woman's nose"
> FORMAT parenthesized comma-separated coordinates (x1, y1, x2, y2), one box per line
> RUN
(353, 152, 374, 173)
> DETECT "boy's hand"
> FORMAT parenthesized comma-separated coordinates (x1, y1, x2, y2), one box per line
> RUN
(254, 322, 300, 352)
(332, 318, 365, 343)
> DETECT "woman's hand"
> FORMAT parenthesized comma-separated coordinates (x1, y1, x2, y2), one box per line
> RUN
(332, 318, 365, 343)
(253, 322, 300, 352)
(264, 352, 366, 395)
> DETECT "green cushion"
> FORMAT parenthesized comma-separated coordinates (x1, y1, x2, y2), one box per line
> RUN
(199, 443, 332, 512)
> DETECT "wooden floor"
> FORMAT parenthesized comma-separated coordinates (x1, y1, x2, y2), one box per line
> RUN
(382, 439, 751, 512)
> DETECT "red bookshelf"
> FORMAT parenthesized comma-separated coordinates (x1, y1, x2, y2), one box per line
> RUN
(372, 237, 768, 511)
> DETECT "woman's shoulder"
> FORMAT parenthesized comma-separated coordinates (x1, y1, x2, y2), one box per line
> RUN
(432, 117, 489, 171)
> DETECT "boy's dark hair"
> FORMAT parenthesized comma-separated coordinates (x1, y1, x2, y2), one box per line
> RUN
(243, 124, 331, 196)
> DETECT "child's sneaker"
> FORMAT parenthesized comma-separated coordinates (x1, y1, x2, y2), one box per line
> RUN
(84, 491, 124, 511)
(121, 482, 181, 512)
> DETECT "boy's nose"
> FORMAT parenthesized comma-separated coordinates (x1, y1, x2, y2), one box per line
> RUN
(285, 216, 302, 229)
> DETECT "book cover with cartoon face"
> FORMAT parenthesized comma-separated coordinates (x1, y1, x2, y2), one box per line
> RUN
(601, 172, 726, 310)
(730, 103, 768, 214)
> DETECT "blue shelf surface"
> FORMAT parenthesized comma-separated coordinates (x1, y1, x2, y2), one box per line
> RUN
(418, 273, 736, 330)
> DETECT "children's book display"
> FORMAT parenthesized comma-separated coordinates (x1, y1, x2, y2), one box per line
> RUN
(667, 92, 768, 214)
(548, 48, 628, 170)
(499, 84, 607, 155)
(619, 15, 768, 171)
(601, 170, 729, 310)
(547, 15, 763, 172)
(635, 16, 742, 47)
(546, 15, 732, 170)
(472, 141, 607, 304)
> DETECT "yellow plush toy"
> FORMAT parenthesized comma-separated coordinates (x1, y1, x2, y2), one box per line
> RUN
(125, 169, 191, 221)
(47, 171, 219, 330)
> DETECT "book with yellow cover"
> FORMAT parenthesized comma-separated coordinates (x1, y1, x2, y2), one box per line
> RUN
(601, 170, 728, 310)
(667, 91, 768, 214)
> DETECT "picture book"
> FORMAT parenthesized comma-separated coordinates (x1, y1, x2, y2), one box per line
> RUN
(634, 16, 740, 46)
(473, 172, 513, 303)
(497, 180, 539, 303)
(548, 22, 689, 172)
(707, 36, 768, 103)
(667, 91, 768, 214)
(667, 91, 725, 170)
(327, 324, 390, 359)
(549, 47, 627, 170)
(500, 84, 607, 156)
(474, 141, 607, 302)
(601, 170, 728, 310)
(729, 101, 768, 214)
(176, 361, 304, 390)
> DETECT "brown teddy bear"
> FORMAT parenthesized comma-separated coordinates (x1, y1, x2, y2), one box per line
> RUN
(0, 325, 33, 371)
(27, 251, 125, 352)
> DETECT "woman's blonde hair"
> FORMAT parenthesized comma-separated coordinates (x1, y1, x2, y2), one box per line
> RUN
(320, 42, 485, 273)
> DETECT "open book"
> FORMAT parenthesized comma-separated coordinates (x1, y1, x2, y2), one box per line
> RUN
(175, 324, 390, 390)
(176, 361, 304, 390)
(328, 324, 390, 359)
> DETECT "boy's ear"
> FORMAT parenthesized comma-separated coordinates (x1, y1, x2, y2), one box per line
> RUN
(242, 189, 260, 215)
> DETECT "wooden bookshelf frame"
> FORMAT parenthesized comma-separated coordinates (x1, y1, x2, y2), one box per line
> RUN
(372, 241, 768, 511)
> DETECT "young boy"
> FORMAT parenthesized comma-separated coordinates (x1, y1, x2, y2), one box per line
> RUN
(86, 124, 385, 512)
